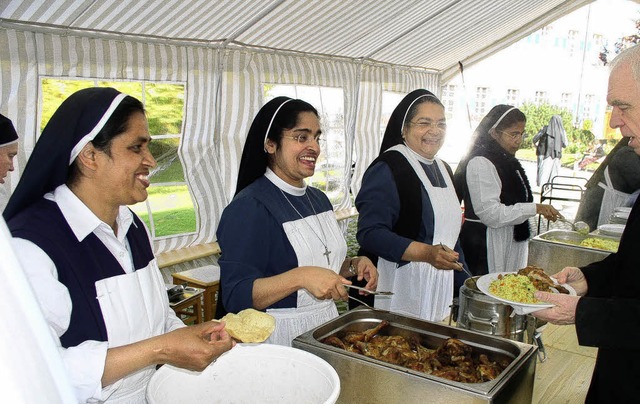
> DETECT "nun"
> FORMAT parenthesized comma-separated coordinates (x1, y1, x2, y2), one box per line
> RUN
(5, 87, 233, 403)
(216, 96, 377, 346)
(0, 114, 19, 209)
(454, 105, 560, 275)
(533, 114, 568, 186)
(355, 89, 468, 322)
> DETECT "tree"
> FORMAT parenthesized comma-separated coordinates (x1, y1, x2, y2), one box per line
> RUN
(519, 102, 593, 153)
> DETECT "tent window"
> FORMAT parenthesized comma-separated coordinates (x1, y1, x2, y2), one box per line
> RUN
(264, 84, 346, 206)
(381, 91, 405, 137)
(40, 78, 196, 239)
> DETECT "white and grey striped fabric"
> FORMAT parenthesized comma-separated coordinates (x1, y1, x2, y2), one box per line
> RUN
(0, 26, 438, 254)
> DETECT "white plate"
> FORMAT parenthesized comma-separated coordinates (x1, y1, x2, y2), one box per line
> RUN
(614, 207, 632, 214)
(476, 272, 576, 312)
(598, 223, 625, 237)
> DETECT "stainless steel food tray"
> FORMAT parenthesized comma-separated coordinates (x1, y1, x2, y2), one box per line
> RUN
(528, 229, 616, 275)
(293, 307, 537, 403)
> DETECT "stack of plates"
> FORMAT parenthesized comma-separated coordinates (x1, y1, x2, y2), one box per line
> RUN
(610, 207, 631, 225)
(598, 224, 626, 238)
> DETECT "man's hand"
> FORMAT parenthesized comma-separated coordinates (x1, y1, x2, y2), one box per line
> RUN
(532, 292, 580, 325)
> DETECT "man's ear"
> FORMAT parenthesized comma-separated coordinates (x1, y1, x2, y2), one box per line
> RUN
(76, 143, 99, 171)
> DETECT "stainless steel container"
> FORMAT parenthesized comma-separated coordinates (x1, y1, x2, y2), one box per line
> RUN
(456, 277, 530, 343)
(528, 229, 615, 275)
(293, 307, 537, 404)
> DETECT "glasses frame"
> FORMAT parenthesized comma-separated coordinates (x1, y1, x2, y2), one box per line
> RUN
(281, 133, 322, 145)
(497, 129, 526, 139)
(408, 120, 447, 132)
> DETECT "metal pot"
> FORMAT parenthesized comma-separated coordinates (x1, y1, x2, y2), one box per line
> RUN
(452, 276, 547, 362)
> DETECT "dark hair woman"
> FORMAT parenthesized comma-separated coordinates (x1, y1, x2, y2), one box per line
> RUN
(217, 96, 377, 346)
(454, 104, 560, 276)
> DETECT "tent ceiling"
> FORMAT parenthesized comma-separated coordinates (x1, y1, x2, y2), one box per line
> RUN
(1, 0, 594, 80)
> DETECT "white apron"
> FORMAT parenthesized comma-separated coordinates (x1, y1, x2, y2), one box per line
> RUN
(94, 262, 170, 403)
(597, 166, 632, 227)
(266, 209, 345, 346)
(375, 145, 462, 322)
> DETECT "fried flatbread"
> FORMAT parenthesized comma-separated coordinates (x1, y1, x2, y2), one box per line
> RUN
(219, 309, 276, 343)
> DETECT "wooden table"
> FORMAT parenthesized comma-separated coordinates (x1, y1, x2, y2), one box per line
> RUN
(172, 265, 220, 321)
(170, 287, 204, 325)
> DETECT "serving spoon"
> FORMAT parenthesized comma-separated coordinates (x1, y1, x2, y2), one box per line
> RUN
(557, 216, 590, 235)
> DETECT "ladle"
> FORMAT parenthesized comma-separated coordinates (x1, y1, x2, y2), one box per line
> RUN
(557, 216, 590, 235)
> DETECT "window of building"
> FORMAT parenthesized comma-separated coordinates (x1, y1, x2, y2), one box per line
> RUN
(264, 84, 346, 206)
(561, 93, 572, 111)
(40, 78, 196, 239)
(583, 94, 595, 121)
(541, 26, 551, 38)
(506, 89, 520, 106)
(475, 87, 488, 115)
(592, 34, 603, 48)
(568, 30, 580, 57)
(534, 91, 548, 105)
(440, 84, 456, 115)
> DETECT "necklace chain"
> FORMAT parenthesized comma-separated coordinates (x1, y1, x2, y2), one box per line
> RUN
(279, 189, 332, 265)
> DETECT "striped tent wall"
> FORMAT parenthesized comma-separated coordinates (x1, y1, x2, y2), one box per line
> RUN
(1, 26, 440, 255)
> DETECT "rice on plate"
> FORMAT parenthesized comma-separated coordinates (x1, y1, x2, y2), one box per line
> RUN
(488, 274, 539, 304)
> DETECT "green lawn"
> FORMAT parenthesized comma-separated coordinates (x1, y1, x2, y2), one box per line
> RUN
(516, 148, 596, 170)
(130, 185, 197, 237)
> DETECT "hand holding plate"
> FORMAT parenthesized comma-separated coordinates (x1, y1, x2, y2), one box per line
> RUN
(531, 291, 581, 325)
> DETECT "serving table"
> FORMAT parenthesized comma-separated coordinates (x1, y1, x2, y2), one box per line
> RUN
(171, 265, 220, 321)
(169, 287, 204, 325)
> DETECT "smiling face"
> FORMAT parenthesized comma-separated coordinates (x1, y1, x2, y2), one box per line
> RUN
(402, 102, 446, 159)
(490, 121, 526, 155)
(0, 142, 18, 184)
(92, 111, 156, 208)
(608, 62, 640, 155)
(266, 111, 321, 187)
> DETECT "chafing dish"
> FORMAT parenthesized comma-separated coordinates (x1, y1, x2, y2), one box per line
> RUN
(293, 307, 537, 403)
(528, 229, 616, 275)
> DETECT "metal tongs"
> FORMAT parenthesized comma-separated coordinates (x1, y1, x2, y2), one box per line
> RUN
(345, 284, 393, 296)
(440, 243, 473, 277)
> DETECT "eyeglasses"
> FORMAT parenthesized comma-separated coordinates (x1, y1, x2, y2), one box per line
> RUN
(409, 120, 447, 132)
(282, 133, 322, 144)
(498, 130, 526, 139)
